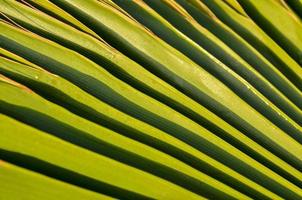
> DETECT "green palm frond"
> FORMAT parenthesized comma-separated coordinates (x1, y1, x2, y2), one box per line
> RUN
(0, 0, 302, 199)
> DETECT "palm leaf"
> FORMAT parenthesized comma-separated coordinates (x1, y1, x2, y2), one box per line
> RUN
(1, 0, 302, 199)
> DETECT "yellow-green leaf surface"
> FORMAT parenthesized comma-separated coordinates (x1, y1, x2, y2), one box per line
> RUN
(157, 0, 302, 118)
(221, 0, 247, 16)
(237, 0, 302, 65)
(0, 114, 204, 199)
(25, 0, 101, 39)
(2, 3, 301, 186)
(0, 160, 112, 200)
(285, 0, 302, 19)
(1, 0, 302, 199)
(199, 0, 302, 91)
(43, 0, 302, 170)
(1, 55, 298, 199)
(113, 0, 302, 144)
(3, 75, 264, 199)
